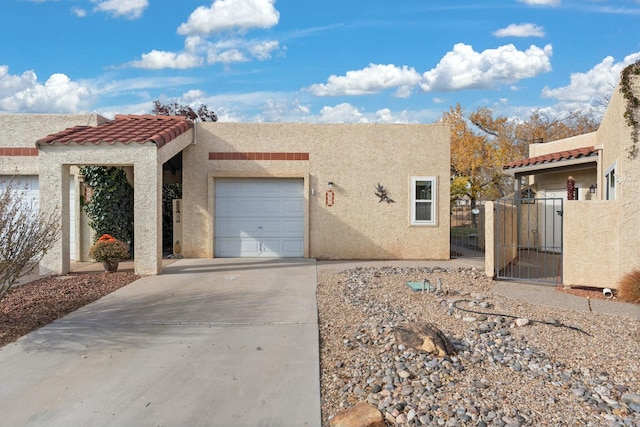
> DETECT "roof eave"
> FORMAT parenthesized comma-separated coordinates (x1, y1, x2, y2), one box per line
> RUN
(503, 155, 598, 176)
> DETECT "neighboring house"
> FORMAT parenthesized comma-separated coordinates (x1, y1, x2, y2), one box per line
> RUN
(0, 115, 451, 276)
(0, 114, 109, 261)
(488, 68, 640, 290)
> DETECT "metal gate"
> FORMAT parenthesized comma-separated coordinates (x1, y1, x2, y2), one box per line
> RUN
(495, 198, 563, 285)
(450, 204, 485, 259)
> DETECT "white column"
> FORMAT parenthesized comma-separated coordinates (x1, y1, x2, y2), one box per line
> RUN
(39, 160, 71, 275)
(133, 151, 162, 275)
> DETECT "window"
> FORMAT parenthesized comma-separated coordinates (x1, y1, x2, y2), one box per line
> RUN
(411, 176, 436, 225)
(605, 164, 616, 200)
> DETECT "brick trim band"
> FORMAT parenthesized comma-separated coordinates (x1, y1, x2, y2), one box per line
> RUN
(0, 148, 39, 156)
(209, 152, 309, 161)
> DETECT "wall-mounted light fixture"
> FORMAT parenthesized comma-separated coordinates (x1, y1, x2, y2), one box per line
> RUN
(589, 183, 597, 195)
(326, 182, 335, 207)
(175, 200, 181, 223)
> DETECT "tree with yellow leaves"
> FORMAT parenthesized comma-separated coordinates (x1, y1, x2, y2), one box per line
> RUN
(443, 104, 599, 208)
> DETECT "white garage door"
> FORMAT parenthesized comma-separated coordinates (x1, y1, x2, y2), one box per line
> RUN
(0, 176, 76, 260)
(215, 178, 304, 257)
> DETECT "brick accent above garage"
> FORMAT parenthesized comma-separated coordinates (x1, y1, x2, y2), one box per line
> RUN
(209, 152, 309, 160)
(0, 148, 38, 156)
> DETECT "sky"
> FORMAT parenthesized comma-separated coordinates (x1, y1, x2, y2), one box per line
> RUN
(1, 0, 640, 123)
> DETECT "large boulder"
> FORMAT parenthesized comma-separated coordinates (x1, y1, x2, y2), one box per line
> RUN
(393, 322, 457, 356)
(329, 402, 386, 427)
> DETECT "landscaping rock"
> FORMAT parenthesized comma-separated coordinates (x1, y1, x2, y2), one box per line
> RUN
(329, 402, 386, 427)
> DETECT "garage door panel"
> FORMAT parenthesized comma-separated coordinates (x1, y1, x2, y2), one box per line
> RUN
(238, 199, 260, 213)
(282, 240, 304, 257)
(259, 220, 282, 234)
(283, 200, 303, 212)
(215, 200, 238, 216)
(215, 178, 304, 257)
(260, 200, 281, 215)
(282, 220, 303, 234)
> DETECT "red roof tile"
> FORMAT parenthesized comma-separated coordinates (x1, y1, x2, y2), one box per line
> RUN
(36, 115, 193, 148)
(504, 146, 597, 170)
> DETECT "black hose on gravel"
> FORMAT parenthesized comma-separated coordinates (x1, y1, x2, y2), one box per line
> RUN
(451, 299, 592, 336)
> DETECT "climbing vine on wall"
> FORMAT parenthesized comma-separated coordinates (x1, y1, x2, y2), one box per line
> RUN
(620, 60, 640, 159)
(80, 166, 134, 249)
(162, 183, 182, 250)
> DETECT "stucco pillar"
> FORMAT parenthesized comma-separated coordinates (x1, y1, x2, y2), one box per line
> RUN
(39, 162, 71, 275)
(133, 155, 162, 275)
(484, 201, 495, 279)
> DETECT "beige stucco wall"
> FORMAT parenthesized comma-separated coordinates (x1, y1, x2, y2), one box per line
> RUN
(528, 132, 598, 158)
(533, 169, 598, 201)
(596, 76, 640, 282)
(182, 122, 451, 260)
(0, 114, 105, 175)
(563, 201, 621, 288)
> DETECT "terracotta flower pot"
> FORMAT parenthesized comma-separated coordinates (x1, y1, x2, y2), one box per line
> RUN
(102, 260, 119, 272)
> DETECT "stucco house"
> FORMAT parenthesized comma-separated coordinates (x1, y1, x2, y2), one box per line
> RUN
(487, 66, 640, 290)
(0, 115, 451, 276)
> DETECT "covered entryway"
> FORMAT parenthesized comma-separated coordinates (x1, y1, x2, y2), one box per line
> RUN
(215, 178, 304, 257)
(36, 115, 195, 276)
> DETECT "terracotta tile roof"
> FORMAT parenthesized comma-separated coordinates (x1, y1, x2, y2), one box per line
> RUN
(36, 115, 193, 149)
(503, 146, 597, 171)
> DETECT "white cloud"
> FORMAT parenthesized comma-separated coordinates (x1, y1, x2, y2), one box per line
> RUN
(308, 64, 422, 97)
(248, 40, 280, 60)
(0, 66, 37, 98)
(493, 23, 545, 38)
(260, 97, 311, 121)
(72, 7, 88, 17)
(517, 0, 560, 6)
(205, 38, 280, 64)
(317, 103, 369, 123)
(129, 36, 206, 69)
(541, 52, 640, 103)
(130, 36, 280, 69)
(93, 0, 149, 19)
(0, 68, 91, 113)
(420, 43, 553, 92)
(178, 0, 280, 36)
(130, 50, 203, 69)
(374, 108, 414, 124)
(208, 48, 247, 64)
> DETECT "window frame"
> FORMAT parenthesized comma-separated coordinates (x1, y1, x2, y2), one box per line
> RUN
(605, 163, 616, 201)
(410, 176, 437, 226)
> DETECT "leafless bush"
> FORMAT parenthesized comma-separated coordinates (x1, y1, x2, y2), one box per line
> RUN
(0, 177, 60, 302)
(618, 269, 640, 304)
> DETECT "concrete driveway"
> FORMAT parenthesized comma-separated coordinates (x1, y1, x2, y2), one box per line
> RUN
(0, 258, 321, 427)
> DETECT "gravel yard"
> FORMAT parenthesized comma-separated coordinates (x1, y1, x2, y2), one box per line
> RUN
(0, 272, 139, 347)
(317, 266, 640, 427)
(2, 264, 639, 426)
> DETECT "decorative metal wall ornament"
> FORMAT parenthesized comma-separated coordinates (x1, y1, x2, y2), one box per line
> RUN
(375, 183, 395, 203)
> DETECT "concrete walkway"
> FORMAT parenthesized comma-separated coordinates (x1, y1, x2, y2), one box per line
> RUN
(491, 281, 640, 320)
(0, 258, 321, 427)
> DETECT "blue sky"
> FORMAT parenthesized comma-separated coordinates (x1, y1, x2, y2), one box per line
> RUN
(1, 0, 639, 123)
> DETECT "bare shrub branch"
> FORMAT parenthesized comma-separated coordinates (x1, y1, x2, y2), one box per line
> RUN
(0, 177, 60, 302)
